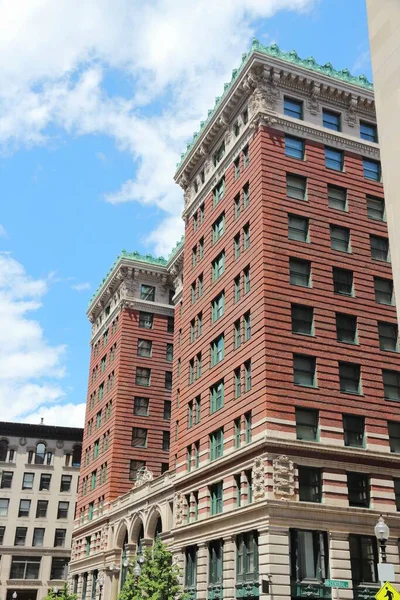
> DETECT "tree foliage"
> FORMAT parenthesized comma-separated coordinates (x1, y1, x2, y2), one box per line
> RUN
(42, 583, 77, 600)
(118, 537, 186, 600)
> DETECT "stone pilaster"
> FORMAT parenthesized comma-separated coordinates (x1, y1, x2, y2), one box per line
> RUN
(110, 572, 120, 600)
(197, 541, 208, 597)
(329, 532, 353, 600)
(259, 526, 290, 600)
(385, 538, 400, 584)
(223, 535, 236, 599)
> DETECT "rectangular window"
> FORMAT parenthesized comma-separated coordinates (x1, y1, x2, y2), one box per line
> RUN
(137, 339, 152, 357)
(36, 500, 48, 518)
(290, 258, 311, 287)
(245, 411, 252, 444)
(349, 535, 379, 584)
(243, 145, 249, 168)
(234, 417, 241, 449)
(234, 367, 242, 398)
(210, 335, 224, 367)
(360, 121, 378, 143)
(185, 546, 197, 590)
(244, 311, 251, 341)
(139, 312, 153, 329)
(210, 380, 224, 413)
(333, 267, 353, 296)
(236, 532, 259, 582)
(291, 304, 313, 335)
(210, 482, 223, 515)
(234, 275, 241, 303)
(0, 526, 5, 545)
(10, 556, 41, 580)
(244, 361, 252, 392)
(243, 182, 250, 208)
(212, 213, 225, 243)
(39, 473, 51, 491)
(140, 284, 155, 302)
(165, 371, 173, 389)
(210, 428, 224, 461)
(163, 400, 171, 420)
(50, 557, 69, 580)
(347, 472, 370, 507)
(18, 500, 31, 518)
(339, 362, 361, 394)
(209, 540, 223, 586)
(134, 397, 149, 416)
(166, 343, 173, 362)
(54, 528, 66, 547)
(22, 473, 34, 490)
(290, 530, 328, 582)
(363, 158, 381, 181)
(131, 427, 148, 447)
(367, 195, 385, 221)
(57, 501, 69, 519)
(212, 292, 225, 322)
(197, 312, 203, 336)
(213, 141, 225, 166)
(383, 369, 400, 400)
(32, 528, 44, 547)
(212, 252, 225, 281)
(330, 225, 350, 252)
(234, 193, 241, 218)
(285, 135, 305, 160)
(336, 313, 357, 343)
(294, 354, 316, 387)
(199, 237, 204, 259)
(244, 266, 250, 294)
(162, 431, 170, 452)
(378, 322, 398, 352)
(234, 157, 240, 179)
(374, 277, 393, 305)
(195, 396, 201, 424)
(213, 178, 225, 205)
(325, 146, 344, 171)
(1, 471, 13, 489)
(187, 445, 192, 471)
(234, 233, 240, 259)
(0, 498, 8, 517)
(391, 423, 400, 453)
(370, 235, 389, 261)
(284, 97, 303, 119)
(192, 245, 197, 268)
(343, 415, 365, 447)
(60, 475, 72, 492)
(286, 174, 307, 200)
(129, 459, 145, 481)
(167, 316, 174, 332)
(243, 223, 250, 249)
(288, 214, 309, 242)
(328, 185, 347, 210)
(188, 401, 193, 429)
(298, 467, 321, 502)
(296, 408, 318, 441)
(136, 367, 151, 386)
(323, 109, 341, 131)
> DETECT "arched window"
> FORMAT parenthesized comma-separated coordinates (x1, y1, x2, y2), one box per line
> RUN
(0, 440, 8, 462)
(35, 442, 46, 465)
(155, 516, 162, 538)
(72, 445, 82, 467)
(137, 524, 144, 555)
(120, 532, 129, 589)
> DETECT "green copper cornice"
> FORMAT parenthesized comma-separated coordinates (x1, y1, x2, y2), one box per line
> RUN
(88, 237, 185, 309)
(175, 38, 373, 171)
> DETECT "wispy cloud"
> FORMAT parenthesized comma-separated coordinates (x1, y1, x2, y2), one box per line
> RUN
(71, 282, 91, 292)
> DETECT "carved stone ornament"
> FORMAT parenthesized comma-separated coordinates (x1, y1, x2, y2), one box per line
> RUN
(273, 455, 295, 499)
(19, 437, 27, 446)
(308, 82, 321, 115)
(135, 466, 154, 487)
(346, 95, 358, 127)
(252, 456, 266, 502)
(56, 439, 64, 449)
(173, 492, 185, 527)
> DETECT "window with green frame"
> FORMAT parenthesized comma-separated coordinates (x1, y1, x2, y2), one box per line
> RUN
(213, 178, 225, 206)
(209, 540, 223, 588)
(212, 292, 225, 322)
(187, 445, 192, 472)
(244, 311, 251, 341)
(234, 233, 241, 259)
(194, 441, 200, 468)
(234, 320, 241, 349)
(235, 473, 241, 506)
(236, 532, 259, 583)
(212, 252, 225, 281)
(234, 368, 242, 399)
(246, 470, 253, 504)
(243, 182, 250, 208)
(213, 213, 225, 243)
(199, 237, 204, 259)
(213, 142, 225, 166)
(244, 411, 252, 443)
(93, 440, 99, 459)
(210, 428, 224, 461)
(210, 335, 224, 367)
(195, 396, 201, 424)
(185, 546, 197, 591)
(243, 145, 249, 168)
(243, 223, 250, 249)
(244, 361, 252, 392)
(196, 352, 202, 379)
(290, 529, 328, 583)
(210, 481, 223, 515)
(244, 266, 250, 293)
(188, 401, 193, 428)
(234, 275, 241, 302)
(234, 417, 241, 448)
(210, 380, 224, 413)
(234, 157, 241, 179)
(234, 193, 241, 218)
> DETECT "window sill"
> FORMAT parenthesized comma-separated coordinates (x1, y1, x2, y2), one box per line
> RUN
(340, 391, 364, 396)
(294, 383, 319, 389)
(292, 332, 314, 337)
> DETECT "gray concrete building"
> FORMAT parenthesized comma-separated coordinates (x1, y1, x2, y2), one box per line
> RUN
(367, 0, 400, 320)
(0, 421, 83, 600)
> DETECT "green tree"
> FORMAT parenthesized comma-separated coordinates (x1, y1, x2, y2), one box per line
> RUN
(42, 583, 77, 600)
(118, 537, 186, 600)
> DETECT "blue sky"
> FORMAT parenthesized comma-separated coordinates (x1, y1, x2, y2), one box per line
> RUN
(0, 0, 372, 427)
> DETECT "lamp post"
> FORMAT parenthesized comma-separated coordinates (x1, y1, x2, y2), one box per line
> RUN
(53, 586, 59, 599)
(134, 555, 145, 582)
(374, 515, 390, 563)
(98, 575, 104, 600)
(12, 592, 17, 600)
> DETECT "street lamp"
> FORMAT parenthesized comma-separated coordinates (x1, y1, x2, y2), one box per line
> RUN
(53, 586, 59, 599)
(134, 555, 145, 581)
(98, 575, 104, 600)
(12, 592, 17, 600)
(374, 515, 390, 563)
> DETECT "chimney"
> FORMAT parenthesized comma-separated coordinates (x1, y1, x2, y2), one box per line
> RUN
(40, 418, 44, 425)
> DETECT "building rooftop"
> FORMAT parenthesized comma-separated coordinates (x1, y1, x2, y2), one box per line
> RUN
(175, 38, 373, 172)
(0, 421, 83, 441)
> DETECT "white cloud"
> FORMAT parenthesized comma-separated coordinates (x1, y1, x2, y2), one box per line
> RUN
(0, 225, 7, 238)
(71, 282, 91, 292)
(21, 402, 86, 428)
(0, 0, 317, 254)
(0, 253, 68, 422)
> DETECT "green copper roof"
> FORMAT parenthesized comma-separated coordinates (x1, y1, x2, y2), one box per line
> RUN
(88, 237, 185, 309)
(175, 38, 373, 171)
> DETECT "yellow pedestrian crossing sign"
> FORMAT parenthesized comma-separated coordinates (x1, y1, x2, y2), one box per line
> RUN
(375, 582, 400, 600)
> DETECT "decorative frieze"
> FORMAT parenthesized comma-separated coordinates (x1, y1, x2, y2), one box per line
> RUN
(273, 455, 295, 499)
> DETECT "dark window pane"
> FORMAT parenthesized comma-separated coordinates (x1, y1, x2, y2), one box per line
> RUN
(323, 109, 341, 131)
(333, 267, 353, 295)
(288, 215, 309, 242)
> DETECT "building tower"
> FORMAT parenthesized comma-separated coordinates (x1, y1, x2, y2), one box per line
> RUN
(70, 41, 400, 600)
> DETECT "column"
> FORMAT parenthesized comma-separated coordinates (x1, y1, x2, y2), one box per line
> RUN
(223, 535, 236, 599)
(172, 549, 185, 589)
(329, 533, 353, 600)
(197, 541, 208, 597)
(385, 538, 400, 585)
(259, 526, 290, 600)
(110, 572, 120, 600)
